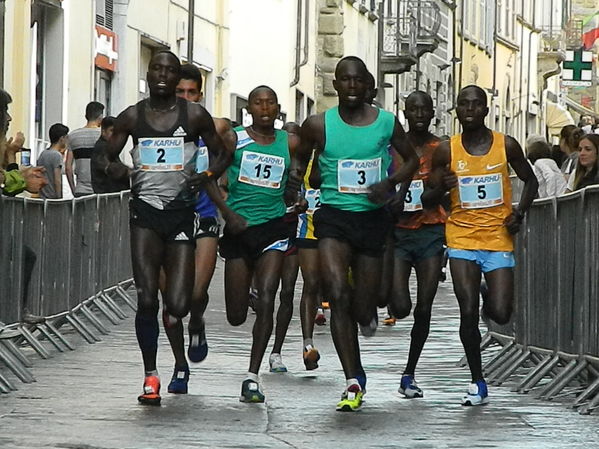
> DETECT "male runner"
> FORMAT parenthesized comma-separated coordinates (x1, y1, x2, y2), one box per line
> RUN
(427, 85, 538, 405)
(219, 85, 302, 403)
(162, 63, 239, 394)
(387, 91, 446, 398)
(105, 51, 228, 406)
(288, 56, 419, 411)
(268, 121, 301, 374)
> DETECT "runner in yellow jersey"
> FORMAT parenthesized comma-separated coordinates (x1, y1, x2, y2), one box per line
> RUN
(427, 85, 537, 406)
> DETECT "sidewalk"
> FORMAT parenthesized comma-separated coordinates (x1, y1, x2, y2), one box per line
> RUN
(0, 261, 598, 449)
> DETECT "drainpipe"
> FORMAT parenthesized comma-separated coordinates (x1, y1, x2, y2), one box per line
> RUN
(290, 0, 304, 87)
(187, 0, 195, 63)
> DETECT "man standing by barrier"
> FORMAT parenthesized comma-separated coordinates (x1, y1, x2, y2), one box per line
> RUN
(105, 51, 228, 406)
(287, 56, 419, 411)
(66, 102, 104, 197)
(38, 124, 69, 199)
(427, 85, 538, 405)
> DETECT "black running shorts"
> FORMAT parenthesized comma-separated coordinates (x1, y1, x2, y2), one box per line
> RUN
(129, 197, 197, 244)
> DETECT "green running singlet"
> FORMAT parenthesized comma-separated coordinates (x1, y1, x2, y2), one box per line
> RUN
(319, 106, 395, 212)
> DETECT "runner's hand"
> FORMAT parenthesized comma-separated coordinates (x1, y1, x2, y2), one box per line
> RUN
(387, 193, 405, 217)
(293, 197, 308, 214)
(188, 171, 211, 192)
(367, 178, 393, 205)
(223, 210, 247, 235)
(441, 168, 458, 190)
(504, 211, 523, 235)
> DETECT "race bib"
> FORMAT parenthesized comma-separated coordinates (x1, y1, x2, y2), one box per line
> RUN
(458, 174, 503, 209)
(337, 158, 381, 193)
(195, 142, 210, 173)
(139, 137, 184, 171)
(401, 180, 424, 212)
(305, 189, 321, 214)
(238, 151, 285, 189)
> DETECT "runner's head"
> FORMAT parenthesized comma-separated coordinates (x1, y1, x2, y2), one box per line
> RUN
(176, 64, 203, 103)
(365, 71, 377, 105)
(334, 56, 370, 108)
(282, 121, 300, 135)
(248, 85, 280, 129)
(405, 91, 434, 133)
(101, 116, 116, 141)
(456, 85, 488, 131)
(146, 50, 181, 98)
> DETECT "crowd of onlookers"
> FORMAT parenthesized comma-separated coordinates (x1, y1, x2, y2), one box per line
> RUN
(526, 117, 599, 198)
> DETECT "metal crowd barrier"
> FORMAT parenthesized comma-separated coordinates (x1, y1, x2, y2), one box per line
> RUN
(0, 192, 135, 393)
(481, 184, 599, 414)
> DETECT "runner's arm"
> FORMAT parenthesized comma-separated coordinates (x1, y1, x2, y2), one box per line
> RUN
(286, 114, 323, 201)
(420, 140, 454, 208)
(105, 107, 135, 180)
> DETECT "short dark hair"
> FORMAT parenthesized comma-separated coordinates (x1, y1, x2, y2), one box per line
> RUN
(180, 64, 203, 92)
(149, 50, 181, 71)
(248, 85, 278, 103)
(527, 140, 551, 164)
(406, 90, 434, 109)
(85, 101, 105, 121)
(365, 71, 375, 90)
(49, 123, 69, 144)
(458, 85, 488, 105)
(335, 56, 368, 78)
(101, 116, 116, 131)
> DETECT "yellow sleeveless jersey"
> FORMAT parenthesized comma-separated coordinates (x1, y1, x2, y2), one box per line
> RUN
(446, 131, 513, 251)
(297, 155, 320, 240)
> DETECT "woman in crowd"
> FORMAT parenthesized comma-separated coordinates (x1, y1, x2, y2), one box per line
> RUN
(567, 134, 599, 192)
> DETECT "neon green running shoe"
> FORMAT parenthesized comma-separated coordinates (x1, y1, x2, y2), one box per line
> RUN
(336, 384, 363, 412)
(239, 379, 265, 403)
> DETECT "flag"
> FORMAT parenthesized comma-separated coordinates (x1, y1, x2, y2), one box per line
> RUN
(582, 11, 599, 49)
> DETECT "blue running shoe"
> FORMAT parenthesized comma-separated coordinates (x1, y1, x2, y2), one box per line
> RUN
(398, 374, 423, 398)
(167, 366, 190, 394)
(188, 319, 208, 363)
(462, 380, 489, 406)
(356, 369, 367, 396)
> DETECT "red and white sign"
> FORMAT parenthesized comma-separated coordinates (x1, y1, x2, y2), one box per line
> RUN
(95, 25, 118, 72)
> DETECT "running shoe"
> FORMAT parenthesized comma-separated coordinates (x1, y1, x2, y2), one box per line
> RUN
(321, 301, 330, 310)
(315, 308, 326, 326)
(462, 380, 489, 406)
(359, 316, 378, 337)
(269, 353, 288, 373)
(167, 366, 190, 394)
(138, 375, 161, 406)
(398, 374, 423, 398)
(356, 369, 367, 395)
(336, 383, 363, 412)
(303, 345, 320, 370)
(240, 379, 265, 403)
(188, 319, 208, 363)
(382, 315, 396, 326)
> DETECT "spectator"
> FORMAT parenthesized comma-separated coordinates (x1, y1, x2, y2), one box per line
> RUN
(37, 123, 69, 199)
(567, 134, 599, 192)
(65, 101, 104, 196)
(91, 116, 130, 193)
(594, 117, 599, 135)
(0, 88, 47, 196)
(559, 125, 584, 177)
(527, 138, 567, 198)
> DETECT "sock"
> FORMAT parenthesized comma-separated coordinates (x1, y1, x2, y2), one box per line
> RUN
(135, 313, 159, 351)
(145, 369, 158, 377)
(246, 372, 259, 382)
(346, 378, 360, 390)
(303, 338, 313, 349)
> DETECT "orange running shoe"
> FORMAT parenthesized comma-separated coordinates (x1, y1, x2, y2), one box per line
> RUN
(321, 301, 330, 310)
(382, 316, 396, 326)
(303, 345, 321, 371)
(138, 375, 161, 406)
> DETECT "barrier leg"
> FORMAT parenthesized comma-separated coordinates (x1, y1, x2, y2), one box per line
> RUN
(18, 325, 51, 359)
(0, 371, 16, 392)
(490, 350, 532, 386)
(539, 359, 587, 400)
(483, 341, 517, 375)
(516, 355, 559, 393)
(93, 296, 121, 325)
(101, 293, 128, 319)
(116, 285, 137, 312)
(80, 306, 110, 335)
(579, 391, 599, 415)
(0, 339, 33, 367)
(0, 345, 35, 383)
(65, 315, 97, 344)
(44, 321, 74, 351)
(34, 325, 65, 353)
(573, 377, 599, 408)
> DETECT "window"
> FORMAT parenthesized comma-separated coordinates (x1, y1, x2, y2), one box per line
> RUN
(96, 0, 113, 30)
(95, 69, 112, 115)
(295, 89, 305, 123)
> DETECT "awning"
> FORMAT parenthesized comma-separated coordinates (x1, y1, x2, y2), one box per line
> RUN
(545, 100, 575, 135)
(565, 96, 598, 118)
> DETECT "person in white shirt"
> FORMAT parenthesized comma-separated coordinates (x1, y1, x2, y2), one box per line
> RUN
(527, 139, 567, 198)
